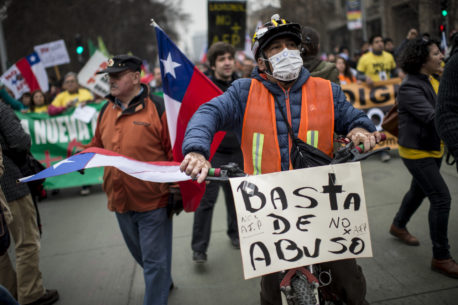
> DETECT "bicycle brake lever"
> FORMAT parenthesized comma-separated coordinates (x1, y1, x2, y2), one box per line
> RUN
(331, 142, 355, 164)
(221, 163, 247, 177)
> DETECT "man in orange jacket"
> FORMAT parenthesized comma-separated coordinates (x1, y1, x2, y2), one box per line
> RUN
(87, 55, 173, 305)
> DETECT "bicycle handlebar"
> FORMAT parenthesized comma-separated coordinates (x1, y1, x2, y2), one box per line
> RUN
(353, 132, 387, 153)
(206, 163, 247, 181)
(206, 133, 389, 180)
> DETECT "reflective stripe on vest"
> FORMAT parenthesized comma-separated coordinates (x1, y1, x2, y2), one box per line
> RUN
(307, 130, 318, 148)
(241, 77, 334, 175)
(252, 132, 265, 175)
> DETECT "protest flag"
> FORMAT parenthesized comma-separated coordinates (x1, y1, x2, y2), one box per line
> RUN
(441, 31, 448, 53)
(152, 20, 225, 212)
(140, 60, 154, 85)
(88, 39, 98, 56)
(97, 36, 111, 58)
(19, 147, 190, 184)
(1, 52, 49, 98)
(244, 33, 254, 59)
(199, 45, 207, 64)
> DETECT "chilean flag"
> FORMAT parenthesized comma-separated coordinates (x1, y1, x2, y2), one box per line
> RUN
(19, 147, 190, 184)
(0, 52, 49, 98)
(153, 21, 225, 212)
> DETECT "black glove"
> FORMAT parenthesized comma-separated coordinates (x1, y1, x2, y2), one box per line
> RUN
(167, 186, 183, 218)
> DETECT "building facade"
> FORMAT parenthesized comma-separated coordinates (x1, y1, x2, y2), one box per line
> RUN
(250, 0, 458, 57)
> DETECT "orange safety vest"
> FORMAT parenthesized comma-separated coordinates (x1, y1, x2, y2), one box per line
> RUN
(241, 77, 334, 175)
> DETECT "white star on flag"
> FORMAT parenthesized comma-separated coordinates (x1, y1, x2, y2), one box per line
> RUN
(160, 52, 181, 78)
(53, 159, 75, 169)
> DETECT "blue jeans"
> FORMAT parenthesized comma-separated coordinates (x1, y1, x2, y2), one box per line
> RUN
(393, 157, 451, 259)
(0, 285, 19, 305)
(116, 208, 172, 305)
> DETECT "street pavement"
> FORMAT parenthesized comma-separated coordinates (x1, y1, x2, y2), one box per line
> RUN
(17, 150, 458, 305)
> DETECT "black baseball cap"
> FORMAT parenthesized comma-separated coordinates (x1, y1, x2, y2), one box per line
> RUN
(96, 55, 142, 74)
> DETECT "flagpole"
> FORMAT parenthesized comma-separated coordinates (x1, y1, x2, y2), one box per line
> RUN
(150, 19, 159, 28)
(54, 65, 61, 81)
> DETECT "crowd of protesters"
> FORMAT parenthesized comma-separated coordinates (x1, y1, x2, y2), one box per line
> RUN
(0, 14, 458, 305)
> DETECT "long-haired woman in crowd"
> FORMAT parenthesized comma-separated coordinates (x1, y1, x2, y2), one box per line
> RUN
(389, 38, 457, 278)
(30, 90, 49, 113)
(336, 56, 356, 84)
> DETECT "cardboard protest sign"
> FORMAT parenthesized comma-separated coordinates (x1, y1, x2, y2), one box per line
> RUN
(77, 50, 110, 97)
(341, 78, 402, 150)
(229, 162, 372, 279)
(34, 40, 70, 68)
(72, 105, 97, 123)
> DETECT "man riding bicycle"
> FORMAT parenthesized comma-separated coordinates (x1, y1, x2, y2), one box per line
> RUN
(181, 14, 380, 305)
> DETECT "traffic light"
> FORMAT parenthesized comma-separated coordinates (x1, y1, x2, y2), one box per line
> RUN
(74, 34, 85, 64)
(440, 0, 448, 17)
(75, 34, 84, 55)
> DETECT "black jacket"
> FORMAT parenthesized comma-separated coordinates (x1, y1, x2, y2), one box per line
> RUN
(398, 73, 441, 151)
(209, 74, 237, 93)
(436, 53, 458, 160)
(0, 102, 31, 202)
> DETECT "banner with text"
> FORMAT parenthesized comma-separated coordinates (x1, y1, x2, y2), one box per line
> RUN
(230, 162, 372, 279)
(34, 39, 71, 68)
(16, 103, 105, 189)
(208, 0, 247, 49)
(341, 78, 401, 149)
(346, 0, 362, 30)
(77, 50, 110, 97)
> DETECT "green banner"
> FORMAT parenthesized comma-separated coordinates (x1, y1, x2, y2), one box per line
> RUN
(16, 103, 106, 189)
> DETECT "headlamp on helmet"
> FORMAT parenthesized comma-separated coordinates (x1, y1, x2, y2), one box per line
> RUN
(251, 14, 302, 60)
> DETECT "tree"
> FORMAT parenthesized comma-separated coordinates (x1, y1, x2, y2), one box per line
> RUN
(2, 0, 189, 76)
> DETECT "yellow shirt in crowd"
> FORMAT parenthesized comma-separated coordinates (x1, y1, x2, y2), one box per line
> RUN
(357, 51, 396, 81)
(32, 105, 49, 113)
(429, 74, 440, 94)
(398, 74, 444, 159)
(51, 88, 93, 108)
(398, 143, 444, 159)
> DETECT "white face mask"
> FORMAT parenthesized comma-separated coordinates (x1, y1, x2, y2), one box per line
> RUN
(267, 48, 303, 81)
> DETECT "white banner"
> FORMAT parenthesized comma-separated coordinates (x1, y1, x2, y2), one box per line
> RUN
(34, 39, 70, 68)
(229, 162, 373, 279)
(77, 51, 110, 98)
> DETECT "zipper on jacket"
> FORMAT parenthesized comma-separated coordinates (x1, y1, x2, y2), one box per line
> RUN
(280, 87, 293, 170)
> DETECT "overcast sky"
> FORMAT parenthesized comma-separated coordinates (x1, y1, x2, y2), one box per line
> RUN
(181, 0, 207, 42)
(178, 0, 280, 58)
(179, 0, 208, 58)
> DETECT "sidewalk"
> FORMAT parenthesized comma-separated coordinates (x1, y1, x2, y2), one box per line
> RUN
(33, 152, 458, 304)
